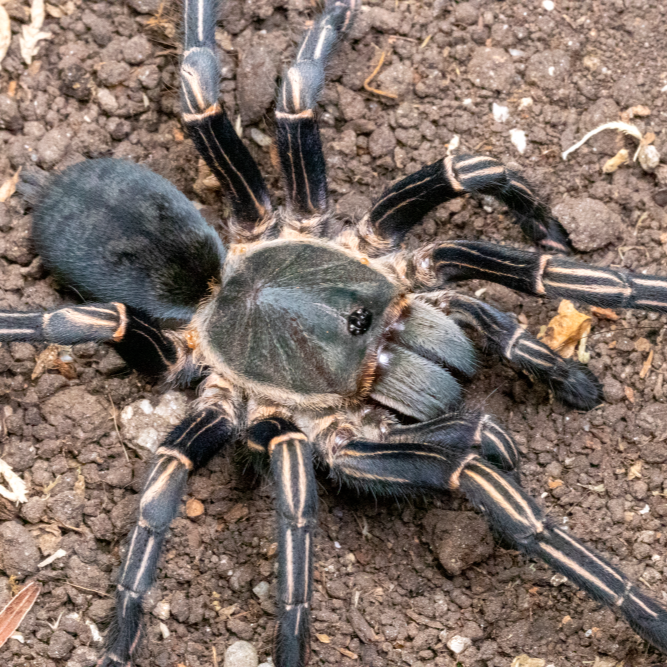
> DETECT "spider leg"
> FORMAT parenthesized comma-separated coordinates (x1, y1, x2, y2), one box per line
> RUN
(428, 240, 667, 312)
(276, 0, 359, 222)
(98, 406, 235, 667)
(0, 303, 176, 379)
(181, 0, 272, 232)
(390, 411, 521, 479)
(360, 153, 571, 254)
(248, 417, 317, 667)
(420, 291, 603, 410)
(330, 433, 667, 654)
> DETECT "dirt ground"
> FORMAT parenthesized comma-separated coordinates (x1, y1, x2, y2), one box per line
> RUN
(1, 0, 667, 666)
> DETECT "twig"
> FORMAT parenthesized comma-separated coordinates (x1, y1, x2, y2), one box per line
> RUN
(363, 50, 398, 99)
(67, 582, 110, 598)
(108, 395, 129, 462)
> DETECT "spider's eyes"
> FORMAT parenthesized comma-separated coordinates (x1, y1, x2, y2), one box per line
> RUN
(347, 308, 372, 335)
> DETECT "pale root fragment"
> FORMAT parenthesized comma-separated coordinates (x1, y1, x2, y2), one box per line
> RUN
(19, 0, 53, 65)
(537, 300, 592, 360)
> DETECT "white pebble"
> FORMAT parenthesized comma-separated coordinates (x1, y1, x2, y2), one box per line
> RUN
(510, 128, 527, 154)
(543, 0, 555, 9)
(159, 622, 170, 639)
(518, 97, 533, 110)
(152, 600, 171, 620)
(492, 102, 509, 123)
(334, 541, 341, 549)
(447, 635, 472, 654)
(253, 581, 270, 600)
(225, 641, 259, 667)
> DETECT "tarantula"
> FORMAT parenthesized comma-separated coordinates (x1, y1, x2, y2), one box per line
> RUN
(3, 0, 667, 664)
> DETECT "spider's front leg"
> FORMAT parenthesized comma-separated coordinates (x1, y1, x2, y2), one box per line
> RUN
(181, 0, 272, 232)
(360, 153, 571, 254)
(327, 418, 667, 655)
(99, 377, 239, 667)
(275, 0, 359, 224)
(429, 240, 667, 313)
(248, 413, 318, 667)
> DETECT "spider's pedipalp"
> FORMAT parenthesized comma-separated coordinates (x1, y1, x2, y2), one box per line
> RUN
(181, 0, 272, 232)
(275, 0, 359, 219)
(30, 159, 226, 320)
(362, 153, 571, 254)
(442, 292, 603, 410)
(99, 407, 235, 667)
(248, 417, 317, 667)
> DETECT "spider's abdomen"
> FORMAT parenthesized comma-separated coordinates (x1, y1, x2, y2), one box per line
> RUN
(30, 159, 226, 320)
(199, 240, 401, 402)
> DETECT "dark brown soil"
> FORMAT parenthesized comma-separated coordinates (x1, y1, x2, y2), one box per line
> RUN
(1, 1, 667, 666)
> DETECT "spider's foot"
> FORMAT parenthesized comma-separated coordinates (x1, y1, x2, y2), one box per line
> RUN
(549, 359, 604, 411)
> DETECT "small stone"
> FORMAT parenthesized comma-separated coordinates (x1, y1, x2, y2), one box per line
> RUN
(368, 125, 396, 158)
(136, 64, 161, 89)
(552, 196, 623, 252)
(224, 640, 259, 667)
(447, 635, 472, 654)
(603, 376, 625, 403)
(423, 510, 493, 576)
(48, 629, 75, 660)
(654, 189, 667, 207)
(37, 127, 73, 169)
(452, 2, 478, 25)
(186, 498, 205, 518)
(0, 521, 40, 578)
(126, 0, 161, 13)
(252, 581, 269, 600)
(97, 88, 119, 115)
(468, 47, 516, 92)
(0, 94, 23, 131)
(98, 61, 132, 87)
(60, 65, 94, 101)
(337, 85, 366, 121)
(123, 34, 152, 65)
(237, 35, 280, 124)
(152, 600, 171, 620)
(639, 144, 660, 172)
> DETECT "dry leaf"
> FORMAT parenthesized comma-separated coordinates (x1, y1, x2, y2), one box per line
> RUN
(511, 656, 546, 667)
(538, 300, 592, 359)
(0, 4, 10, 66)
(185, 498, 204, 518)
(316, 633, 331, 644)
(548, 478, 564, 489)
(0, 458, 27, 504)
(338, 647, 358, 660)
(627, 460, 643, 481)
(19, 0, 52, 65)
(625, 386, 635, 403)
(603, 148, 629, 174)
(561, 615, 572, 624)
(590, 306, 619, 320)
(640, 349, 654, 379)
(0, 168, 21, 203)
(0, 582, 41, 650)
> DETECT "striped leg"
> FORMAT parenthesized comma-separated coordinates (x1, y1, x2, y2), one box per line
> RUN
(248, 418, 317, 667)
(181, 0, 272, 233)
(431, 240, 667, 312)
(275, 0, 359, 222)
(390, 411, 521, 478)
(423, 292, 603, 410)
(331, 440, 667, 654)
(99, 407, 234, 667)
(361, 153, 571, 253)
(0, 303, 177, 379)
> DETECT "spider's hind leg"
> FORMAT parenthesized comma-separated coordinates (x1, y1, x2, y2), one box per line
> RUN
(329, 425, 667, 655)
(181, 0, 272, 234)
(99, 403, 236, 667)
(275, 0, 359, 224)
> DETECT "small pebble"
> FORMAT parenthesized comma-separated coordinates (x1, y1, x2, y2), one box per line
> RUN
(224, 640, 258, 667)
(252, 581, 270, 600)
(447, 635, 472, 654)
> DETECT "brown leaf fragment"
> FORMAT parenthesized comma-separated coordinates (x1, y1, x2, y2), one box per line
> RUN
(185, 498, 204, 518)
(0, 168, 21, 203)
(624, 386, 635, 403)
(316, 633, 331, 644)
(0, 581, 41, 650)
(224, 503, 248, 524)
(548, 478, 564, 489)
(31, 344, 60, 380)
(640, 349, 654, 379)
(537, 300, 592, 359)
(338, 647, 358, 660)
(511, 656, 545, 667)
(405, 609, 445, 629)
(590, 306, 619, 320)
(603, 148, 629, 174)
(627, 460, 643, 481)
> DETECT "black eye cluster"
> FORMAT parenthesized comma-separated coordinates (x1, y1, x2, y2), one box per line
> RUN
(347, 308, 372, 335)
